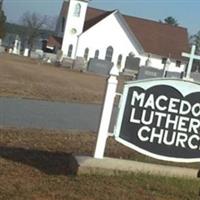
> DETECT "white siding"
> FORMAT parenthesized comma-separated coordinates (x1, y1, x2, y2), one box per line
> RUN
(77, 12, 140, 71)
(76, 12, 186, 72)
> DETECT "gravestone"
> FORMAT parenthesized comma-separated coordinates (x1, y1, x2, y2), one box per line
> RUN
(56, 50, 63, 63)
(0, 38, 5, 54)
(123, 54, 140, 76)
(12, 35, 21, 55)
(165, 71, 182, 79)
(72, 57, 85, 71)
(23, 48, 29, 57)
(137, 66, 164, 80)
(0, 46, 5, 53)
(87, 58, 113, 75)
(54, 50, 63, 66)
(42, 53, 57, 64)
(61, 57, 73, 68)
(8, 48, 12, 54)
(35, 49, 44, 59)
(191, 71, 200, 82)
(30, 51, 40, 59)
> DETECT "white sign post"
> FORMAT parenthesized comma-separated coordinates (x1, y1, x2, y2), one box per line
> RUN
(182, 45, 200, 79)
(94, 66, 119, 159)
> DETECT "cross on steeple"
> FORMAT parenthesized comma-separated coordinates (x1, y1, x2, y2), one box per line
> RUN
(182, 45, 200, 79)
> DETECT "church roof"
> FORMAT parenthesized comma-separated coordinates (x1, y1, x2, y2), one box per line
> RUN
(60, 1, 189, 60)
(83, 10, 114, 32)
(123, 15, 189, 60)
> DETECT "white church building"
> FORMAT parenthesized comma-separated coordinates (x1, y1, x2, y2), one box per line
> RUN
(48, 0, 189, 73)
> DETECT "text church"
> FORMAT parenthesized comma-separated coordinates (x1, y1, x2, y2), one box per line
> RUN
(48, 0, 189, 73)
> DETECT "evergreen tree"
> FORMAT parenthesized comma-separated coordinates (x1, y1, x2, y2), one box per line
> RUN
(164, 16, 178, 26)
(0, 8, 6, 38)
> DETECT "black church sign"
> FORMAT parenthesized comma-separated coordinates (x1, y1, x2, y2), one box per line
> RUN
(114, 79, 200, 162)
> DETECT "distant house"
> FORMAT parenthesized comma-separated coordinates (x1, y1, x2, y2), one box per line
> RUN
(48, 0, 189, 73)
(44, 35, 63, 53)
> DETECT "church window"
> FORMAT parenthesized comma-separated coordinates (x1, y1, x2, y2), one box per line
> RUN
(162, 57, 167, 64)
(74, 3, 81, 17)
(94, 50, 99, 59)
(61, 17, 66, 32)
(105, 46, 113, 62)
(84, 48, 89, 61)
(117, 54, 122, 68)
(176, 60, 181, 67)
(67, 44, 73, 58)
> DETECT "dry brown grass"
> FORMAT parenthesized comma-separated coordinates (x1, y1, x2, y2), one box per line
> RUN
(0, 128, 199, 200)
(0, 55, 199, 199)
(0, 54, 126, 104)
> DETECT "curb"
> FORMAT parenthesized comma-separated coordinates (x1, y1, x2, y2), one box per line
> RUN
(75, 156, 200, 179)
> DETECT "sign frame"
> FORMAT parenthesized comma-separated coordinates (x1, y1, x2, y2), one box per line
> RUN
(114, 78, 200, 163)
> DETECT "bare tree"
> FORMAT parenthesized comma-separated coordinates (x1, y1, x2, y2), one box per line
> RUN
(44, 15, 58, 31)
(21, 12, 48, 52)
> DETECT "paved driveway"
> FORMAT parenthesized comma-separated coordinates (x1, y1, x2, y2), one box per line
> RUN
(0, 97, 117, 132)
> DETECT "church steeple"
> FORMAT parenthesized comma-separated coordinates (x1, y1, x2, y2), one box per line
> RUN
(61, 0, 90, 59)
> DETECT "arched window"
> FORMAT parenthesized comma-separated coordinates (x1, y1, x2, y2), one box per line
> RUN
(117, 54, 122, 68)
(74, 3, 81, 17)
(105, 46, 113, 62)
(94, 50, 99, 59)
(67, 44, 73, 58)
(84, 48, 89, 61)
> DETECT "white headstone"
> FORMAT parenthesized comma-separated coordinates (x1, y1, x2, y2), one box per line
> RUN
(145, 54, 152, 67)
(0, 46, 5, 53)
(47, 58, 52, 63)
(182, 45, 200, 79)
(8, 48, 12, 54)
(163, 57, 171, 77)
(23, 48, 29, 57)
(12, 36, 21, 55)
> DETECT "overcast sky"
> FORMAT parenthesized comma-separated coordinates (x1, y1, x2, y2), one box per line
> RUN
(3, 0, 200, 35)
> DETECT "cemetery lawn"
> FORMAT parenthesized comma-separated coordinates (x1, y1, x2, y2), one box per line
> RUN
(0, 128, 200, 200)
(0, 54, 125, 104)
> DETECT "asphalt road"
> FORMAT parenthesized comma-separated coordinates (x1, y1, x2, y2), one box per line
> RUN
(0, 97, 117, 132)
